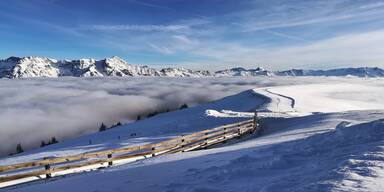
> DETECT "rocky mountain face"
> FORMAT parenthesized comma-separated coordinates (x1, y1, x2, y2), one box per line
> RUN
(0, 56, 163, 78)
(1, 56, 383, 78)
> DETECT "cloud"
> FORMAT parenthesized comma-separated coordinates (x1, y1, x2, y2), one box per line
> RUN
(148, 43, 174, 54)
(0, 77, 272, 157)
(78, 24, 189, 32)
(233, 0, 384, 32)
(129, 0, 173, 10)
(262, 29, 308, 42)
(177, 29, 384, 70)
(66, 1, 384, 70)
(2, 0, 384, 71)
(172, 35, 193, 44)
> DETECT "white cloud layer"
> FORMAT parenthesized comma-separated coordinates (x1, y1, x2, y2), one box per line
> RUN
(0, 77, 272, 156)
(78, 24, 189, 32)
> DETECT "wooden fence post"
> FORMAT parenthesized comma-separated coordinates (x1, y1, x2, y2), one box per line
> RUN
(151, 147, 156, 157)
(108, 154, 113, 166)
(204, 132, 208, 149)
(223, 127, 227, 143)
(237, 128, 241, 139)
(252, 111, 258, 134)
(43, 157, 51, 179)
(181, 135, 185, 152)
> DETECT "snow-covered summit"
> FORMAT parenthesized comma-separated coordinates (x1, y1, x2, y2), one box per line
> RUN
(0, 56, 59, 78)
(0, 56, 205, 78)
(215, 67, 271, 77)
(1, 56, 384, 78)
(0, 56, 162, 78)
(160, 67, 212, 77)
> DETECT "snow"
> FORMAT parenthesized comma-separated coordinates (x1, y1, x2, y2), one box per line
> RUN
(4, 111, 383, 192)
(0, 56, 207, 78)
(2, 56, 384, 78)
(1, 77, 384, 191)
(266, 83, 384, 113)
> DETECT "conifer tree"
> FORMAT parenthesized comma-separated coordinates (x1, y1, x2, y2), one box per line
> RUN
(51, 137, 58, 144)
(16, 143, 23, 154)
(180, 103, 188, 110)
(99, 123, 107, 132)
(147, 111, 158, 117)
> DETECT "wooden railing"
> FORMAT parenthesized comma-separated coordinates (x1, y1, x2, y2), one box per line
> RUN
(0, 116, 260, 186)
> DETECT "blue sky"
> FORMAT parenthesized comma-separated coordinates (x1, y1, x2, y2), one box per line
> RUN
(1, 0, 384, 70)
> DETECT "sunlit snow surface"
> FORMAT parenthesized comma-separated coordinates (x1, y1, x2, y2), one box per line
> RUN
(1, 76, 384, 192)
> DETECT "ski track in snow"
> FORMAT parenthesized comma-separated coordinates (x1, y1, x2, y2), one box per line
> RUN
(264, 88, 296, 109)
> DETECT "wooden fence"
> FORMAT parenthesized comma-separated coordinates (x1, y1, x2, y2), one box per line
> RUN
(0, 115, 260, 186)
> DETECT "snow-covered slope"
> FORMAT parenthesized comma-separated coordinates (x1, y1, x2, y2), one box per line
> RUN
(0, 56, 164, 78)
(0, 57, 60, 78)
(8, 112, 383, 192)
(1, 56, 384, 78)
(1, 78, 384, 192)
(159, 68, 211, 77)
(0, 56, 210, 78)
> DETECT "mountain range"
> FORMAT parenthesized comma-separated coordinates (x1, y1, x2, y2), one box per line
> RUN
(1, 56, 384, 78)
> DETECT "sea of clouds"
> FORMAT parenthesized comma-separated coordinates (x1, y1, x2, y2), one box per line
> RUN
(0, 77, 280, 156)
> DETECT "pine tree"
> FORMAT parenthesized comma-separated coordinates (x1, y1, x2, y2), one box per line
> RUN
(41, 141, 46, 147)
(111, 122, 122, 128)
(99, 123, 107, 132)
(179, 103, 188, 110)
(16, 143, 23, 154)
(147, 111, 158, 118)
(51, 137, 58, 144)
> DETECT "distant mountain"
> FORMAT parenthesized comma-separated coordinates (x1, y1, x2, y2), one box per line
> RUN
(159, 68, 212, 77)
(0, 56, 162, 78)
(275, 67, 384, 77)
(215, 67, 272, 77)
(1, 56, 383, 78)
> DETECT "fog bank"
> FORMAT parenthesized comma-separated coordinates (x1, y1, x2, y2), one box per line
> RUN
(0, 77, 272, 156)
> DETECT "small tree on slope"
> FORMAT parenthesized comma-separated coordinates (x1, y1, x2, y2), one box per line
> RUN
(179, 103, 188, 110)
(99, 123, 107, 132)
(16, 143, 23, 154)
(51, 137, 58, 144)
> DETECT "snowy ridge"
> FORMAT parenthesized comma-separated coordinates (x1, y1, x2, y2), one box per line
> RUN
(276, 67, 384, 77)
(0, 56, 164, 78)
(215, 67, 272, 77)
(1, 56, 384, 78)
(159, 67, 211, 77)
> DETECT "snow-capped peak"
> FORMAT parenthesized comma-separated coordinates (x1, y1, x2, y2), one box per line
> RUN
(1, 56, 384, 78)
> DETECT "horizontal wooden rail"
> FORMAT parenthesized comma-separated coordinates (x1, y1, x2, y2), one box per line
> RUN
(0, 115, 260, 185)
